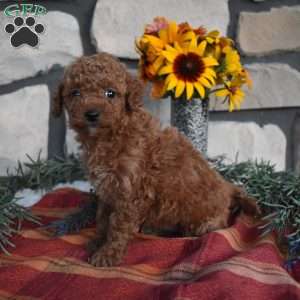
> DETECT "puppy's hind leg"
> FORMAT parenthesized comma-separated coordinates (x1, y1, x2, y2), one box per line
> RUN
(231, 187, 261, 217)
(183, 215, 228, 237)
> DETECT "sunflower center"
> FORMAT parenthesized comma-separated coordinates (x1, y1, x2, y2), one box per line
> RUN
(230, 86, 238, 94)
(173, 52, 205, 82)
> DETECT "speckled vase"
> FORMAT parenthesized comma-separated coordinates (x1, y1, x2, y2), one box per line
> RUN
(171, 97, 209, 155)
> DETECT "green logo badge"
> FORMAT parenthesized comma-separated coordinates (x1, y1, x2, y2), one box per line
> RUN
(4, 4, 47, 48)
(4, 4, 47, 17)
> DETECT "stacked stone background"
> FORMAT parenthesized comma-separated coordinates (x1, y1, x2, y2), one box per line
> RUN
(0, 0, 299, 175)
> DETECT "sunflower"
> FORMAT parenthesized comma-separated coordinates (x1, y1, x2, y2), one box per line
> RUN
(204, 30, 233, 60)
(222, 46, 242, 74)
(205, 30, 220, 44)
(158, 39, 218, 99)
(136, 17, 251, 111)
(215, 80, 245, 112)
(238, 68, 252, 89)
(137, 20, 195, 82)
(142, 20, 195, 54)
(135, 39, 165, 81)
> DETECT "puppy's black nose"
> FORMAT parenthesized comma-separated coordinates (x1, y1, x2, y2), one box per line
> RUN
(84, 110, 100, 122)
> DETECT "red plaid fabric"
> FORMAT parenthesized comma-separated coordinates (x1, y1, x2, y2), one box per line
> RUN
(0, 188, 299, 300)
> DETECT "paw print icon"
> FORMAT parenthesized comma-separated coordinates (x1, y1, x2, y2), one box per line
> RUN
(4, 16, 45, 48)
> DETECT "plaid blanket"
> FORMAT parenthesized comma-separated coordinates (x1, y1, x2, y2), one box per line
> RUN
(0, 188, 299, 300)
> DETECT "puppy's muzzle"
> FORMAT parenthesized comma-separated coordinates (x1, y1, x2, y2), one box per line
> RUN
(84, 110, 100, 124)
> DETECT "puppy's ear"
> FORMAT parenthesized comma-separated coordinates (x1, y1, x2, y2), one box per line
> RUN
(52, 82, 64, 117)
(125, 72, 144, 112)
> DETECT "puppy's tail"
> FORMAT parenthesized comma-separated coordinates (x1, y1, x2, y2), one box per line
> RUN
(231, 188, 261, 217)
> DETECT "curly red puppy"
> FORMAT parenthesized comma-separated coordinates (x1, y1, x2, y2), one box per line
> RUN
(53, 53, 259, 267)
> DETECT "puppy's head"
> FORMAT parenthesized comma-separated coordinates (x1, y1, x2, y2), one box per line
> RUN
(52, 53, 144, 136)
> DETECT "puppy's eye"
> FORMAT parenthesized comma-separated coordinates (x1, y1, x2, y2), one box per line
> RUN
(71, 89, 81, 97)
(104, 89, 116, 98)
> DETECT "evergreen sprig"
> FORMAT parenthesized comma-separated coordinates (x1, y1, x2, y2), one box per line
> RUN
(0, 153, 86, 254)
(211, 157, 300, 262)
(0, 184, 39, 255)
(1, 152, 85, 192)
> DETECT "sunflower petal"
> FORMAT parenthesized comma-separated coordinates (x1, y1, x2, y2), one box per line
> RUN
(204, 68, 217, 78)
(214, 45, 221, 60)
(162, 50, 177, 63)
(229, 99, 235, 112)
(203, 57, 219, 67)
(198, 77, 212, 88)
(167, 74, 178, 90)
(234, 91, 245, 101)
(197, 40, 207, 56)
(181, 30, 196, 42)
(215, 89, 230, 97)
(158, 29, 168, 43)
(203, 73, 216, 85)
(166, 73, 175, 83)
(208, 30, 220, 38)
(152, 55, 165, 72)
(168, 21, 178, 43)
(174, 42, 183, 53)
(233, 97, 242, 110)
(144, 35, 164, 50)
(186, 82, 194, 100)
(175, 80, 185, 98)
(194, 82, 205, 99)
(206, 37, 214, 44)
(158, 64, 173, 75)
(189, 37, 198, 51)
(165, 44, 178, 53)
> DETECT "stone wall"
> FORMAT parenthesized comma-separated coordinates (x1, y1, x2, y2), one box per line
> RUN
(0, 0, 299, 175)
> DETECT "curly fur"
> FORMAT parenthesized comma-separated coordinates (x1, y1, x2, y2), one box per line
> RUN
(53, 52, 259, 267)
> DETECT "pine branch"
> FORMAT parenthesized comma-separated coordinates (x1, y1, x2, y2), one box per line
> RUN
(0, 153, 86, 254)
(210, 157, 300, 261)
(0, 189, 40, 255)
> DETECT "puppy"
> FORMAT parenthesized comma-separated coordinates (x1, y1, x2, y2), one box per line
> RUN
(53, 52, 259, 267)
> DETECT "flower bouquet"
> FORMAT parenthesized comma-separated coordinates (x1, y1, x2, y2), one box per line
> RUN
(136, 17, 252, 153)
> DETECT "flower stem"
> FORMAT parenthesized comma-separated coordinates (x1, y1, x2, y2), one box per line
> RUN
(208, 88, 226, 95)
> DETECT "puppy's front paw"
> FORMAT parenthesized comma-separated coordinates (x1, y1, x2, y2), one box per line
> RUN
(86, 238, 102, 255)
(89, 247, 122, 267)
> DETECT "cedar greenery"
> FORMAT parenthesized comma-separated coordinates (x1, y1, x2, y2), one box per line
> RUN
(0, 190, 37, 255)
(0, 154, 299, 266)
(0, 153, 85, 254)
(211, 156, 300, 266)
